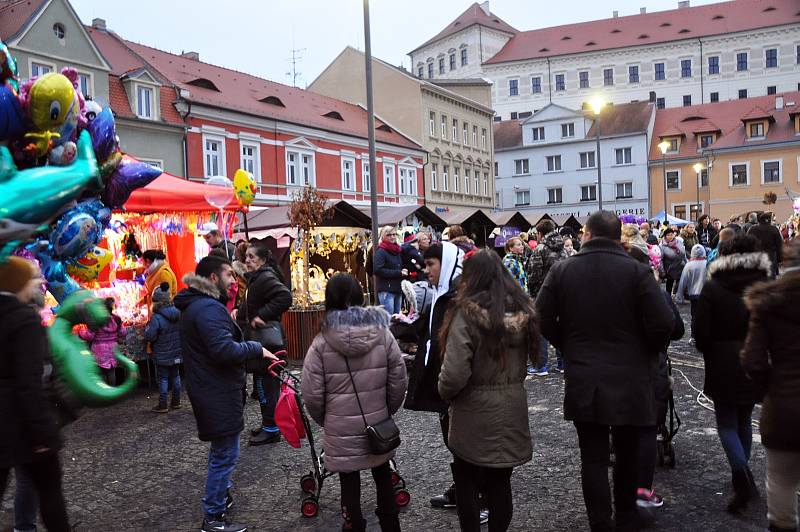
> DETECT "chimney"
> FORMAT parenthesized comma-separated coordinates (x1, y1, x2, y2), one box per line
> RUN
(92, 18, 106, 30)
(649, 91, 657, 103)
(678, 1, 690, 8)
(479, 1, 491, 16)
(613, 10, 619, 17)
(640, 7, 646, 14)
(776, 96, 784, 110)
(181, 51, 200, 61)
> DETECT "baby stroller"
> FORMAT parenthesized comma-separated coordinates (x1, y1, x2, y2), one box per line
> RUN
(656, 357, 681, 468)
(268, 359, 411, 518)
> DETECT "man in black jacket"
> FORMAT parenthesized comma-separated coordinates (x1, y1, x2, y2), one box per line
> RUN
(536, 211, 674, 531)
(174, 255, 276, 532)
(747, 212, 783, 277)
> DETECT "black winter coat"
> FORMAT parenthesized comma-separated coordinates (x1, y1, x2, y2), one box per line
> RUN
(144, 305, 182, 366)
(401, 243, 426, 282)
(692, 251, 770, 404)
(0, 295, 60, 468)
(373, 245, 403, 294)
(747, 222, 783, 276)
(535, 238, 674, 427)
(238, 266, 292, 324)
(174, 274, 263, 441)
(698, 224, 718, 248)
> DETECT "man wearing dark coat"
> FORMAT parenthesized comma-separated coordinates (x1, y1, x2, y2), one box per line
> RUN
(747, 212, 783, 277)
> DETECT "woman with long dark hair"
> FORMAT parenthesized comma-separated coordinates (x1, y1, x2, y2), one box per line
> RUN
(235, 241, 292, 446)
(437, 249, 538, 532)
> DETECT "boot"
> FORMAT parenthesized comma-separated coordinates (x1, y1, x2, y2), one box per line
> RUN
(170, 397, 181, 410)
(726, 468, 752, 514)
(341, 508, 366, 532)
(744, 466, 759, 498)
(376, 510, 401, 532)
(151, 401, 169, 413)
(430, 463, 457, 508)
(249, 429, 280, 446)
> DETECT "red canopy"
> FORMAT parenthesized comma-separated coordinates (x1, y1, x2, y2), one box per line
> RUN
(123, 172, 239, 213)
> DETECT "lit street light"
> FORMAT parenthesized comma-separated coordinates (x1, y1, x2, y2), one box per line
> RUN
(692, 162, 704, 222)
(658, 140, 671, 228)
(589, 96, 606, 211)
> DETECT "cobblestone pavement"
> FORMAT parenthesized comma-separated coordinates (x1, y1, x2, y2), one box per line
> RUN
(2, 308, 772, 531)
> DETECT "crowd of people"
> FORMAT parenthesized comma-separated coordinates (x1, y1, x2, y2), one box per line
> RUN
(1, 207, 798, 532)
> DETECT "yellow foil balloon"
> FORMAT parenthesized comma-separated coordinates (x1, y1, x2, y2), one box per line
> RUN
(66, 246, 113, 282)
(233, 168, 256, 208)
(28, 73, 77, 134)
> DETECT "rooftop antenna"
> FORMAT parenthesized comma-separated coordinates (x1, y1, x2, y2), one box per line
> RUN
(286, 31, 306, 87)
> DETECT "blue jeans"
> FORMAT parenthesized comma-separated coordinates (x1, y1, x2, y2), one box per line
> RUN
(378, 291, 401, 315)
(536, 338, 563, 371)
(203, 434, 240, 518)
(714, 401, 755, 471)
(157, 365, 181, 406)
(14, 466, 37, 530)
(255, 373, 280, 432)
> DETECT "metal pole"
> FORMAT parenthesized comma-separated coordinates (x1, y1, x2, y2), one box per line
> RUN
(363, 0, 380, 305)
(696, 167, 700, 222)
(596, 116, 603, 211)
(662, 153, 668, 227)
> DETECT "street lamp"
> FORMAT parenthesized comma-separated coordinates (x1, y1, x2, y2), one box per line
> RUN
(589, 96, 605, 211)
(658, 140, 671, 228)
(692, 162, 704, 222)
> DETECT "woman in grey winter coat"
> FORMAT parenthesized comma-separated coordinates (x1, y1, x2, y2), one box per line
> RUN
(438, 249, 538, 532)
(301, 273, 407, 532)
(675, 244, 708, 319)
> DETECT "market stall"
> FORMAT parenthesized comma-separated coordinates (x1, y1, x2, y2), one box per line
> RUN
(439, 208, 496, 247)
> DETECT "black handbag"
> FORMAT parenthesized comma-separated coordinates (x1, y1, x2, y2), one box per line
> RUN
(243, 288, 286, 373)
(344, 357, 401, 455)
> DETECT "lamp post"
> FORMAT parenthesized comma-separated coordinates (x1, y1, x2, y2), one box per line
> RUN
(692, 162, 704, 222)
(589, 97, 605, 211)
(658, 141, 670, 228)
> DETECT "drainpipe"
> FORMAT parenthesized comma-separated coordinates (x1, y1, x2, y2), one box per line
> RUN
(422, 151, 429, 206)
(698, 39, 704, 104)
(547, 58, 552, 104)
(177, 96, 192, 179)
(479, 26, 484, 64)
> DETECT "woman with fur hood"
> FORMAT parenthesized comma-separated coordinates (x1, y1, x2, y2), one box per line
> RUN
(438, 249, 538, 532)
(692, 234, 771, 514)
(301, 273, 407, 532)
(740, 241, 800, 532)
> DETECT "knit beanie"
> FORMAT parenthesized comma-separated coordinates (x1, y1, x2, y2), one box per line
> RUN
(151, 282, 172, 307)
(0, 257, 35, 294)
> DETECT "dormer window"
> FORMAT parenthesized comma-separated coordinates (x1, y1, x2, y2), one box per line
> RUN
(260, 96, 285, 107)
(323, 111, 344, 121)
(136, 85, 153, 119)
(660, 137, 680, 152)
(749, 122, 765, 138)
(699, 134, 714, 148)
(187, 78, 220, 91)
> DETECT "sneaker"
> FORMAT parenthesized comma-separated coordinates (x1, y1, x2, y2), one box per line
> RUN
(479, 509, 489, 524)
(526, 366, 537, 376)
(429, 487, 456, 509)
(249, 426, 263, 437)
(201, 516, 247, 532)
(226, 490, 234, 511)
(636, 488, 664, 508)
(170, 400, 182, 410)
(553, 366, 564, 374)
(151, 403, 169, 413)
(249, 430, 281, 446)
(534, 368, 549, 377)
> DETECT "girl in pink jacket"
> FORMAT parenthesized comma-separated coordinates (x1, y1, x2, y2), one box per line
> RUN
(79, 298, 126, 386)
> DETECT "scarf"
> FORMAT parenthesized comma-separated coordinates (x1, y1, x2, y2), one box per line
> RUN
(379, 240, 401, 255)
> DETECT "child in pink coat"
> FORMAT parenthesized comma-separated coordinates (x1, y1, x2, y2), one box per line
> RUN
(79, 297, 126, 386)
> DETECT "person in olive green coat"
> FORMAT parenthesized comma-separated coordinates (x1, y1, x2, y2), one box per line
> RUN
(438, 249, 539, 532)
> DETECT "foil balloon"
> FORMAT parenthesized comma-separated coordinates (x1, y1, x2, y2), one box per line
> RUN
(102, 156, 162, 209)
(48, 290, 139, 407)
(66, 246, 112, 282)
(0, 85, 25, 141)
(0, 130, 100, 244)
(233, 168, 256, 208)
(0, 38, 19, 92)
(30, 244, 80, 303)
(83, 99, 102, 124)
(24, 72, 77, 135)
(88, 107, 117, 163)
(49, 199, 111, 260)
(48, 140, 77, 165)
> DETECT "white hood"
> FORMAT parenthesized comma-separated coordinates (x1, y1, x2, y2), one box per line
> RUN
(425, 242, 463, 365)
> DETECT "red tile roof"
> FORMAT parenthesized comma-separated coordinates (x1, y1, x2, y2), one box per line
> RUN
(493, 119, 522, 150)
(585, 101, 653, 137)
(687, 119, 721, 134)
(739, 106, 775, 124)
(411, 2, 517, 55)
(649, 91, 800, 160)
(122, 40, 423, 151)
(485, 0, 799, 65)
(0, 0, 46, 42)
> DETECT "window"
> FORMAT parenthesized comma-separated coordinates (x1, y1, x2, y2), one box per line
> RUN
(515, 189, 530, 206)
(656, 97, 665, 109)
(750, 122, 765, 137)
(628, 65, 639, 83)
(398, 167, 414, 196)
(464, 168, 470, 194)
(510, 112, 518, 120)
(546, 155, 562, 172)
(438, 57, 445, 75)
(454, 167, 460, 192)
(452, 119, 458, 143)
(286, 151, 315, 185)
(616, 182, 633, 199)
(668, 138, 679, 152)
(301, 155, 313, 185)
(767, 85, 777, 95)
(708, 56, 719, 75)
(428, 63, 433, 78)
(797, 45, 800, 64)
(531, 127, 545, 141)
(666, 171, 680, 190)
(681, 59, 692, 78)
(286, 152, 297, 184)
(615, 147, 632, 165)
(555, 74, 565, 91)
(494, 161, 498, 177)
(482, 129, 487, 149)
(240, 142, 260, 181)
(579, 71, 589, 88)
(561, 123, 575, 138)
(738, 89, 748, 99)
(654, 62, 665, 80)
(384, 164, 396, 194)
(514, 159, 529, 175)
(136, 85, 153, 119)
(579, 151, 596, 168)
(418, 66, 423, 78)
(409, 169, 417, 196)
(31, 62, 53, 78)
(473, 126, 477, 146)
(683, 95, 692, 107)
(463, 122, 469, 144)
(461, 48, 467, 66)
(674, 205, 687, 220)
(483, 173, 488, 196)
(363, 162, 371, 192)
(430, 163, 437, 190)
(474, 172, 479, 196)
(547, 187, 563, 204)
(450, 53, 456, 70)
(700, 134, 714, 148)
(699, 169, 708, 187)
(765, 48, 777, 68)
(52, 22, 65, 39)
(429, 112, 435, 135)
(203, 137, 224, 177)
(341, 158, 355, 191)
(603, 68, 614, 86)
(763, 161, 781, 183)
(710, 92, 719, 103)
(509, 79, 519, 96)
(441, 115, 447, 139)
(580, 185, 597, 201)
(731, 163, 748, 186)
(531, 76, 542, 93)
(442, 165, 449, 191)
(78, 73, 91, 97)
(736, 52, 748, 71)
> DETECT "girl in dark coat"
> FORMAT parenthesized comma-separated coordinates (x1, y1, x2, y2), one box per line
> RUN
(693, 234, 771, 514)
(659, 228, 686, 296)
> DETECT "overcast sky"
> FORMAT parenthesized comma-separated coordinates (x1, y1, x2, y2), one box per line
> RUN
(70, 0, 719, 87)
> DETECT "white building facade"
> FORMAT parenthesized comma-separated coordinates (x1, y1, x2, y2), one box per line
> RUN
(495, 103, 654, 218)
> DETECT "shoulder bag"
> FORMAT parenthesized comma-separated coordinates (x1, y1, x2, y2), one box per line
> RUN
(243, 288, 286, 373)
(343, 357, 401, 455)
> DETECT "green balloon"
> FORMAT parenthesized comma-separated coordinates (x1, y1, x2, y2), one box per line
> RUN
(48, 290, 139, 407)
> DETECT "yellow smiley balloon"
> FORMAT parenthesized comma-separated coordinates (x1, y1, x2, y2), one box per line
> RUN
(233, 168, 256, 207)
(27, 73, 77, 134)
(67, 246, 113, 282)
